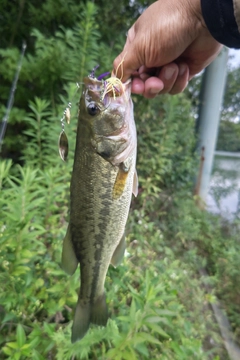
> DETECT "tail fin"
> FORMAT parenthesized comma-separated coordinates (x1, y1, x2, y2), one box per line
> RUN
(71, 301, 90, 343)
(71, 293, 108, 343)
(90, 293, 108, 326)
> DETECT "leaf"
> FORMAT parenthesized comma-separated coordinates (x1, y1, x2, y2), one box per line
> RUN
(2, 312, 16, 323)
(129, 298, 137, 319)
(134, 332, 161, 345)
(117, 315, 131, 323)
(145, 322, 169, 338)
(134, 342, 149, 357)
(155, 309, 177, 317)
(12, 266, 31, 276)
(16, 324, 26, 348)
(6, 341, 19, 349)
(2, 345, 13, 356)
(128, 284, 144, 305)
(43, 322, 55, 336)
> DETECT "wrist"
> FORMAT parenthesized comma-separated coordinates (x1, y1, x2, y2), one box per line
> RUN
(185, 0, 207, 31)
(180, 0, 215, 42)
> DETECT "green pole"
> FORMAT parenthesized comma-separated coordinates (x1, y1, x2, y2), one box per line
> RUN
(195, 47, 229, 204)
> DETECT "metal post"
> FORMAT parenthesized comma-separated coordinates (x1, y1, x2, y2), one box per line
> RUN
(195, 47, 229, 204)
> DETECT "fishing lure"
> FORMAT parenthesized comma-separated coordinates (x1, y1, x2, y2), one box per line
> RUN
(58, 84, 80, 161)
(58, 102, 71, 162)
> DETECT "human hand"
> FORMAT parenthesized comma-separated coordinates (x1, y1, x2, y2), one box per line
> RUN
(113, 0, 222, 98)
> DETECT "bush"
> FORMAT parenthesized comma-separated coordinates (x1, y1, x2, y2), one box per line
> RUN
(0, 89, 229, 358)
(1, 1, 239, 359)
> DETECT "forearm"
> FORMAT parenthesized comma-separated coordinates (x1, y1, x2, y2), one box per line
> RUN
(201, 0, 240, 48)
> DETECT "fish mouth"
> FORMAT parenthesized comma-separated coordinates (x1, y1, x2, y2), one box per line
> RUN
(83, 71, 133, 143)
(83, 73, 131, 110)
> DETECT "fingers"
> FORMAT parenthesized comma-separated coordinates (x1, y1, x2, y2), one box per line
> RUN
(148, 63, 179, 96)
(141, 77, 165, 99)
(131, 78, 145, 95)
(130, 63, 189, 97)
(131, 76, 164, 98)
(169, 63, 189, 95)
(158, 63, 189, 95)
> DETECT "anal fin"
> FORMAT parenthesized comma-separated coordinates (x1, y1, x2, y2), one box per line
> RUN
(111, 234, 126, 268)
(61, 225, 78, 275)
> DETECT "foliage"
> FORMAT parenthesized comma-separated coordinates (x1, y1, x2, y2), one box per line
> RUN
(0, 160, 227, 359)
(1, 1, 239, 359)
(216, 66, 240, 151)
(0, 1, 109, 159)
(0, 83, 231, 359)
(162, 192, 240, 346)
(209, 156, 240, 211)
(216, 120, 240, 152)
(186, 66, 240, 153)
(136, 94, 197, 191)
(222, 67, 240, 123)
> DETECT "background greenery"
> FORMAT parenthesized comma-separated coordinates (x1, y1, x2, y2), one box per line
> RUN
(0, 1, 240, 359)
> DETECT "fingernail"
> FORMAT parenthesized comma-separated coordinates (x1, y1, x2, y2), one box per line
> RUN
(179, 64, 187, 76)
(164, 67, 175, 80)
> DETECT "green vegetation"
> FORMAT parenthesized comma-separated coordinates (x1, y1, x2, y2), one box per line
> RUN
(217, 120, 240, 152)
(211, 65, 240, 151)
(1, 1, 240, 359)
(186, 58, 240, 153)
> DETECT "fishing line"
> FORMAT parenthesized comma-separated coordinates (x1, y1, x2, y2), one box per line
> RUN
(0, 41, 27, 152)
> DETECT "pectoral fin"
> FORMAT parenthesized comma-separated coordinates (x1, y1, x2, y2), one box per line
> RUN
(61, 225, 78, 275)
(112, 162, 129, 200)
(111, 234, 126, 268)
(132, 169, 138, 197)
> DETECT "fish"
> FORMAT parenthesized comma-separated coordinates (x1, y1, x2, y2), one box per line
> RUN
(61, 70, 138, 343)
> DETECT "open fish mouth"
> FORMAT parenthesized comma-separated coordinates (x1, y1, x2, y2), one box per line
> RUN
(86, 65, 131, 105)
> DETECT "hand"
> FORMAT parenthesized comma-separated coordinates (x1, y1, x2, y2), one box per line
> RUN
(113, 0, 222, 98)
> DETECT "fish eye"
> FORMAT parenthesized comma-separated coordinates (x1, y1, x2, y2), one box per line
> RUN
(87, 102, 100, 116)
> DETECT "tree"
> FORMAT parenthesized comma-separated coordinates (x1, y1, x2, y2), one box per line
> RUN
(216, 66, 240, 151)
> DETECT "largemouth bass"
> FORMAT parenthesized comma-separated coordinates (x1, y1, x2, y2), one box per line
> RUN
(61, 71, 138, 343)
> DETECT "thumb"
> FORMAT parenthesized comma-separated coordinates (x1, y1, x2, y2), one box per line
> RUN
(113, 27, 141, 83)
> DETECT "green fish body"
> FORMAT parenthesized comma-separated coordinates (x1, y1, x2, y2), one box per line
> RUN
(61, 75, 138, 342)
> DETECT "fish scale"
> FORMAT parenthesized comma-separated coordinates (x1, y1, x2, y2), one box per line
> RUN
(71, 150, 134, 295)
(61, 74, 138, 342)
